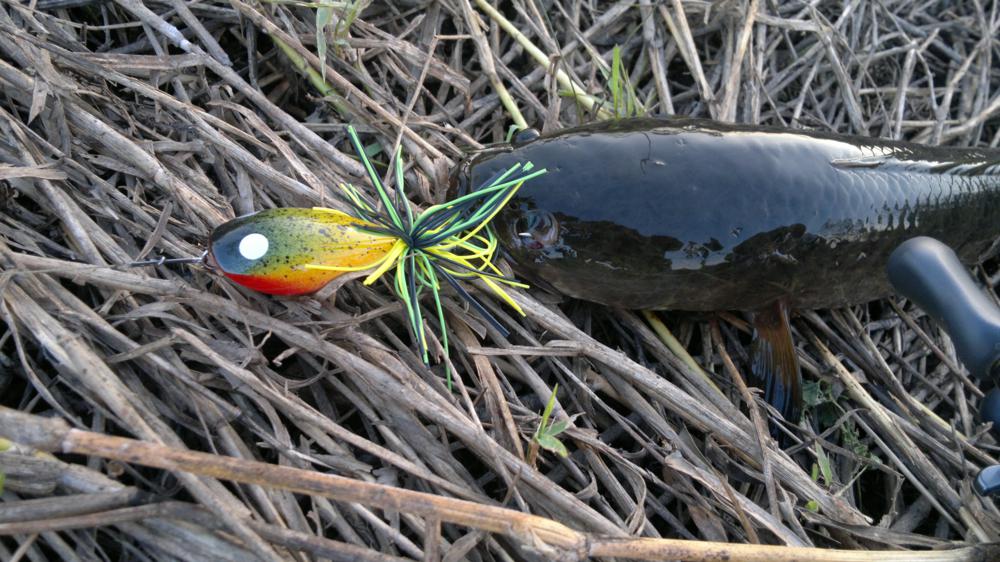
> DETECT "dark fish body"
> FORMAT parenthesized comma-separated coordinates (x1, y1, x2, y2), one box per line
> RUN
(457, 117, 1000, 311)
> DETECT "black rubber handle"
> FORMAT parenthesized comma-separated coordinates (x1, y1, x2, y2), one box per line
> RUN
(887, 237, 1000, 381)
(888, 237, 1000, 497)
(975, 464, 1000, 496)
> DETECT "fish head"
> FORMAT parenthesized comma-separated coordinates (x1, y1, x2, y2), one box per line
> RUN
(449, 128, 561, 257)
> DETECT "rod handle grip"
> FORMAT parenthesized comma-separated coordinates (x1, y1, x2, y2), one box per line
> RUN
(888, 236, 1000, 381)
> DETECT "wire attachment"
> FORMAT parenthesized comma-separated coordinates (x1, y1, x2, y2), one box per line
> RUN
(128, 252, 207, 268)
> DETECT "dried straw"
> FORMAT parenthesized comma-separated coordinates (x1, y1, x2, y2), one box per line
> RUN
(1, 1, 1000, 560)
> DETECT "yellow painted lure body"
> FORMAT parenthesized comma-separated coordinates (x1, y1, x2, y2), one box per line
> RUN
(205, 207, 395, 296)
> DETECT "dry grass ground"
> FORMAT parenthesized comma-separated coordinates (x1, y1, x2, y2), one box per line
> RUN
(2, 1, 1000, 560)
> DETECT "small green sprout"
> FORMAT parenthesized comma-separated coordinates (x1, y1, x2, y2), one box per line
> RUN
(315, 3, 334, 79)
(312, 1, 370, 79)
(842, 419, 875, 464)
(813, 441, 834, 487)
(608, 45, 645, 119)
(532, 384, 570, 458)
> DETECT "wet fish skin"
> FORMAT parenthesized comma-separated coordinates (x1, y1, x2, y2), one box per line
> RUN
(454, 117, 1000, 311)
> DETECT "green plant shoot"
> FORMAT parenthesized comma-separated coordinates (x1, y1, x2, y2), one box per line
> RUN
(533, 384, 570, 458)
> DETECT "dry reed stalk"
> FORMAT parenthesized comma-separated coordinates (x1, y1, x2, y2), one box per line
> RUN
(2, 1, 1000, 560)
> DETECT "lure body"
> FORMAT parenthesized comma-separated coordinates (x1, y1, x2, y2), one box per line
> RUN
(206, 208, 395, 295)
(455, 117, 1000, 311)
(201, 124, 542, 374)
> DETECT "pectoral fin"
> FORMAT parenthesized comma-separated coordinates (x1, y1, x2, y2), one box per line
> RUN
(750, 300, 803, 427)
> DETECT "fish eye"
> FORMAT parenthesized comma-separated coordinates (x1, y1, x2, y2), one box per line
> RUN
(238, 233, 269, 260)
(514, 210, 558, 249)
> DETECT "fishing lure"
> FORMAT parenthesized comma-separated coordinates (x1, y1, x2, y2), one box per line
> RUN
(144, 126, 546, 378)
(204, 207, 395, 296)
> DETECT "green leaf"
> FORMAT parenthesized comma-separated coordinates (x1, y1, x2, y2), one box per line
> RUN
(805, 499, 820, 513)
(815, 442, 834, 486)
(536, 434, 569, 458)
(606, 45, 643, 119)
(802, 380, 823, 407)
(610, 45, 623, 116)
(533, 386, 571, 457)
(334, 0, 369, 40)
(538, 384, 559, 433)
(842, 421, 868, 458)
(816, 403, 840, 429)
(547, 419, 569, 437)
(802, 379, 839, 428)
(316, 6, 334, 80)
(0, 471, 4, 494)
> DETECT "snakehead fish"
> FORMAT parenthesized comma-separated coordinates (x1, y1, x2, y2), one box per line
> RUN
(450, 117, 1000, 425)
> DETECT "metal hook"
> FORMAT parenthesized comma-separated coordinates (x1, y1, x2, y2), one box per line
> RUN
(128, 251, 207, 268)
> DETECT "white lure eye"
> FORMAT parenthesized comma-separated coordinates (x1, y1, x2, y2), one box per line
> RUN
(238, 233, 269, 260)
